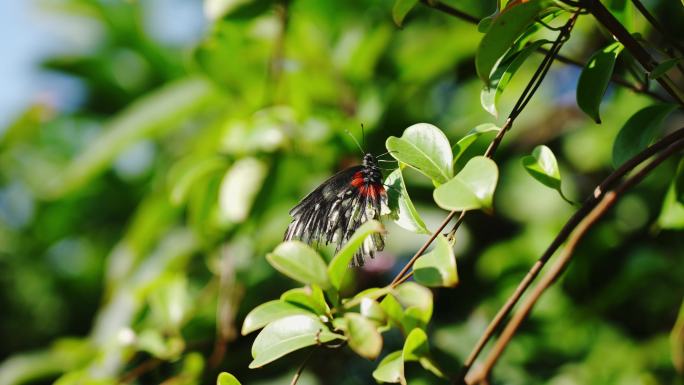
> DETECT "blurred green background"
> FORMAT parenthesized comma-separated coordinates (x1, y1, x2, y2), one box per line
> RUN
(0, 0, 683, 384)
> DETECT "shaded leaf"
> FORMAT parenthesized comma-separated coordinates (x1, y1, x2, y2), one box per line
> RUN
(385, 169, 429, 234)
(476, 0, 553, 84)
(386, 123, 453, 184)
(280, 287, 330, 316)
(576, 42, 624, 123)
(433, 156, 499, 212)
(452, 123, 501, 167)
(413, 235, 458, 287)
(360, 298, 387, 325)
(650, 57, 683, 79)
(250, 315, 343, 368)
(612, 104, 677, 167)
(393, 282, 433, 330)
(393, 0, 419, 27)
(372, 351, 405, 385)
(241, 300, 314, 335)
(658, 181, 684, 230)
(328, 220, 384, 290)
(675, 159, 684, 204)
(266, 241, 330, 289)
(380, 294, 405, 329)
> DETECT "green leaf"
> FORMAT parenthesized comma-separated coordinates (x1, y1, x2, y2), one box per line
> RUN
(372, 351, 405, 385)
(385, 169, 429, 234)
(219, 157, 268, 223)
(345, 313, 383, 360)
(167, 156, 227, 206)
(452, 123, 501, 167)
(217, 372, 242, 385)
(674, 159, 684, 205)
(250, 315, 344, 368)
(386, 123, 454, 184)
(481, 40, 551, 117)
(393, 0, 419, 27)
(204, 0, 252, 20)
(476, 0, 552, 84)
(576, 42, 624, 124)
(433, 156, 499, 212)
(402, 329, 445, 378)
(360, 298, 387, 325)
(266, 241, 330, 289)
(413, 235, 458, 287)
(380, 294, 405, 328)
(658, 180, 684, 230)
(522, 145, 572, 203)
(328, 220, 384, 290)
(393, 282, 433, 330)
(241, 300, 314, 335)
(612, 104, 678, 167)
(280, 287, 330, 316)
(650, 57, 683, 79)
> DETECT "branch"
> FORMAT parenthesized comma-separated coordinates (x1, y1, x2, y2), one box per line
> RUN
(291, 349, 315, 385)
(390, 12, 579, 287)
(455, 125, 684, 384)
(470, 134, 684, 383)
(584, 0, 684, 107)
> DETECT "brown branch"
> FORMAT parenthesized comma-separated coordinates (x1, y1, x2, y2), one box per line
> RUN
(291, 349, 315, 385)
(470, 135, 684, 384)
(584, 0, 684, 107)
(421, 0, 671, 103)
(456, 125, 684, 384)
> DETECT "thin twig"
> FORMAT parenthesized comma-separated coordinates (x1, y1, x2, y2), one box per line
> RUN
(455, 126, 684, 384)
(470, 136, 684, 384)
(291, 349, 315, 385)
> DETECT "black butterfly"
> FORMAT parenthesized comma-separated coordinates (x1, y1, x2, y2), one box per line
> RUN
(284, 153, 388, 266)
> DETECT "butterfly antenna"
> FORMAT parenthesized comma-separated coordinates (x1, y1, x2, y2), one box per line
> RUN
(345, 128, 365, 154)
(361, 123, 366, 150)
(376, 150, 397, 158)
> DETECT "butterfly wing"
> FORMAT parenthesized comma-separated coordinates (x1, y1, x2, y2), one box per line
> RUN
(284, 165, 386, 266)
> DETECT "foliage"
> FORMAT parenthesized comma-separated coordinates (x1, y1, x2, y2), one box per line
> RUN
(0, 0, 683, 385)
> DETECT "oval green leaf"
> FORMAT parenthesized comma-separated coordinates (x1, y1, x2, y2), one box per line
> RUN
(372, 351, 405, 384)
(413, 234, 458, 287)
(649, 57, 683, 79)
(452, 123, 501, 168)
(612, 104, 678, 167)
(576, 42, 624, 124)
(386, 123, 453, 184)
(266, 241, 330, 289)
(522, 145, 572, 203)
(433, 156, 499, 212)
(385, 169, 429, 234)
(241, 300, 314, 335)
(280, 286, 330, 316)
(392, 0, 419, 27)
(360, 298, 387, 324)
(476, 0, 552, 84)
(249, 315, 343, 368)
(345, 313, 383, 360)
(658, 180, 684, 230)
(328, 220, 384, 290)
(217, 372, 242, 385)
(380, 294, 405, 328)
(393, 282, 433, 330)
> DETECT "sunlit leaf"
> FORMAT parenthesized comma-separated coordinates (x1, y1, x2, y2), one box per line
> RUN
(250, 315, 344, 368)
(360, 298, 387, 325)
(385, 169, 429, 234)
(204, 0, 252, 20)
(217, 372, 242, 385)
(612, 104, 677, 167)
(266, 241, 330, 289)
(345, 313, 383, 360)
(219, 157, 268, 223)
(576, 42, 624, 123)
(168, 156, 227, 206)
(280, 286, 330, 316)
(658, 181, 684, 230)
(413, 235, 458, 287)
(674, 159, 684, 205)
(452, 123, 500, 167)
(241, 300, 314, 335)
(372, 351, 405, 384)
(476, 0, 553, 84)
(402, 328, 445, 378)
(393, 0, 419, 27)
(386, 123, 454, 184)
(433, 156, 499, 212)
(522, 145, 572, 203)
(393, 282, 433, 330)
(328, 220, 384, 290)
(380, 294, 404, 328)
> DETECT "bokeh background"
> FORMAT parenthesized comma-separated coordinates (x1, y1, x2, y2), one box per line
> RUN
(0, 0, 683, 384)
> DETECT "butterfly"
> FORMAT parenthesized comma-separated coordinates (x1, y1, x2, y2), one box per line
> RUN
(284, 152, 389, 266)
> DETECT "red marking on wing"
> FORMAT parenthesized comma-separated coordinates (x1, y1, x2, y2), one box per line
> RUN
(350, 171, 365, 188)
